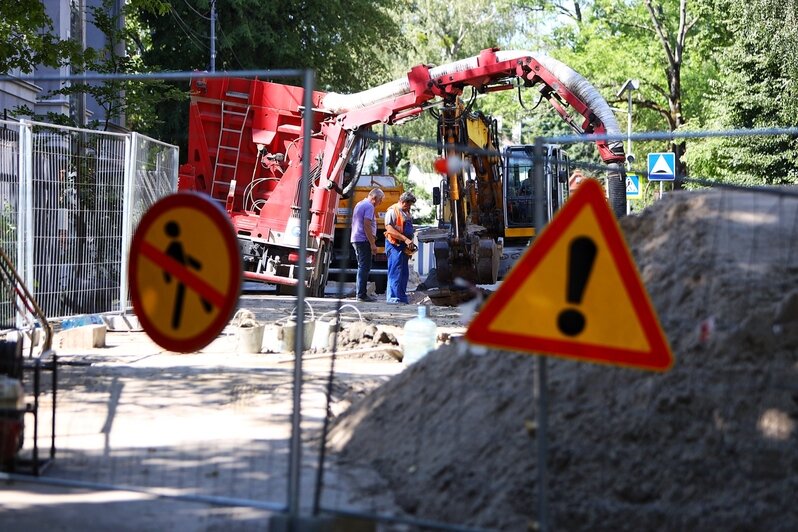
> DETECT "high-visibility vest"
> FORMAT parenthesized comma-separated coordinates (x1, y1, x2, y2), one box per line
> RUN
(385, 203, 407, 245)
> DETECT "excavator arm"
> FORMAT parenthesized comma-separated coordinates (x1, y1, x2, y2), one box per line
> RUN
(315, 48, 626, 295)
(317, 48, 626, 228)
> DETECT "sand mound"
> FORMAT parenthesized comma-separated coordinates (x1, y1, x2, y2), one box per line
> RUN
(329, 188, 798, 530)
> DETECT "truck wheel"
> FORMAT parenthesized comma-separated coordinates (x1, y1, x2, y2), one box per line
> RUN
(276, 284, 297, 296)
(309, 243, 331, 298)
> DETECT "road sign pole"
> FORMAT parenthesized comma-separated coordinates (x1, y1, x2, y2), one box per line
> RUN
(533, 138, 550, 532)
(535, 355, 549, 532)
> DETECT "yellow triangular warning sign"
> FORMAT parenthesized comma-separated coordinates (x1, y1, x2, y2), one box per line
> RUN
(466, 179, 673, 371)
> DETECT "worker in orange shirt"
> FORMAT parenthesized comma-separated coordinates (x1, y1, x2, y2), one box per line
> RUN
(569, 169, 587, 194)
(569, 170, 605, 196)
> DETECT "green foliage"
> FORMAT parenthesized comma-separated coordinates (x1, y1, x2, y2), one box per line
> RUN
(374, 0, 523, 176)
(137, 0, 405, 147)
(395, 0, 517, 66)
(9, 105, 77, 127)
(539, 0, 751, 188)
(0, 0, 81, 73)
(45, 0, 185, 131)
(682, 0, 798, 185)
(0, 201, 16, 244)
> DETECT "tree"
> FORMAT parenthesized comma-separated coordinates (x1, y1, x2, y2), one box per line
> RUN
(47, 0, 184, 131)
(0, 0, 81, 73)
(7, 0, 184, 132)
(544, 0, 730, 187)
(373, 0, 522, 179)
(136, 0, 405, 148)
(682, 0, 798, 185)
(516, 0, 585, 23)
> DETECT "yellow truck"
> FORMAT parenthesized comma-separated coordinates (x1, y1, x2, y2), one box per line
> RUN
(331, 174, 404, 295)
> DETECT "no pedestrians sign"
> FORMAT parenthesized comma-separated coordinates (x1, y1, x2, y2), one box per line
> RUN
(128, 192, 242, 352)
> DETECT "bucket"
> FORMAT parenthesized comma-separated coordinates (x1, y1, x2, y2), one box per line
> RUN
(277, 301, 327, 352)
(280, 320, 315, 351)
(311, 318, 337, 350)
(236, 319, 265, 353)
(311, 305, 364, 351)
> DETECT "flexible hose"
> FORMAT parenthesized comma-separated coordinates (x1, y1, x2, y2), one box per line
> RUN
(321, 50, 627, 217)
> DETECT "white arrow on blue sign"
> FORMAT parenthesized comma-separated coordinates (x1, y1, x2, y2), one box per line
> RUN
(626, 173, 641, 199)
(647, 152, 676, 181)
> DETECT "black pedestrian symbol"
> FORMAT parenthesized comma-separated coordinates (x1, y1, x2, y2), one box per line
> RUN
(163, 221, 213, 330)
(557, 236, 597, 337)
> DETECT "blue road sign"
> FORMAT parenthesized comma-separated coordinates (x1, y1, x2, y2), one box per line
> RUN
(626, 173, 641, 199)
(648, 152, 676, 181)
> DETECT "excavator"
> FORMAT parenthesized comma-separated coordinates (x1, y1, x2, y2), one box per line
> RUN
(421, 101, 572, 293)
(178, 48, 626, 297)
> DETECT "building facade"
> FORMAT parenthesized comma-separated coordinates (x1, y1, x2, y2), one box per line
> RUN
(0, 0, 126, 131)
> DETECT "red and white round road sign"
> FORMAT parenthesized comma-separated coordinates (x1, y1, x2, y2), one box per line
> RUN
(128, 192, 242, 352)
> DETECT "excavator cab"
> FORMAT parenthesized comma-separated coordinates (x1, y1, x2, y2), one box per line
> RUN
(497, 144, 570, 278)
(503, 144, 570, 235)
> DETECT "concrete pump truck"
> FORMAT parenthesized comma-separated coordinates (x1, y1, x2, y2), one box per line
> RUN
(177, 48, 627, 297)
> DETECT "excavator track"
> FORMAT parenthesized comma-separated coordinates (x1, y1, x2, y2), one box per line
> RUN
(433, 240, 452, 285)
(476, 238, 498, 284)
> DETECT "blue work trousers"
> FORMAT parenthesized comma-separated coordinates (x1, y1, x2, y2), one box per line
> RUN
(352, 240, 372, 299)
(386, 241, 410, 303)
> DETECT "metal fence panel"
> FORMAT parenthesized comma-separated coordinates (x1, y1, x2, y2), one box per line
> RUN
(119, 132, 179, 313)
(6, 78, 798, 531)
(311, 130, 798, 531)
(23, 356, 289, 511)
(0, 120, 177, 324)
(0, 122, 20, 327)
(28, 123, 128, 319)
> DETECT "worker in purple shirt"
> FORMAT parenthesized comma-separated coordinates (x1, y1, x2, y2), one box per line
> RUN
(350, 188, 385, 302)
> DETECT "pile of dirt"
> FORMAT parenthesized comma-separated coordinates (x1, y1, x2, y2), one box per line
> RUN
(335, 322, 398, 349)
(320, 321, 400, 360)
(329, 188, 798, 530)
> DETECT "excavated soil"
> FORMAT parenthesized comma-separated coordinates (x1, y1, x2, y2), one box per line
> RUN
(329, 188, 798, 530)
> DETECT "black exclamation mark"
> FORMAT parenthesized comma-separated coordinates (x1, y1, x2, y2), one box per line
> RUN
(557, 236, 597, 337)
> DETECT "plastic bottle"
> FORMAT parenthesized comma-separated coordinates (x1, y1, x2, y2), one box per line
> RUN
(402, 305, 437, 365)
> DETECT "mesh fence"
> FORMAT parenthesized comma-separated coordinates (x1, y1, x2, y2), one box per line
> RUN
(0, 120, 177, 325)
(3, 66, 798, 531)
(16, 332, 404, 516)
(0, 124, 20, 328)
(309, 129, 798, 530)
(28, 123, 128, 319)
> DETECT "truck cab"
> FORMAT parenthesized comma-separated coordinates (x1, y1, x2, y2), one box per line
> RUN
(331, 174, 404, 295)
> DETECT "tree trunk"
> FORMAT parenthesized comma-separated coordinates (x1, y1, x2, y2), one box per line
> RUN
(668, 64, 686, 189)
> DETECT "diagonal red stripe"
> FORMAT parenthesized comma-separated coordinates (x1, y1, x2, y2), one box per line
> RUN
(139, 241, 227, 309)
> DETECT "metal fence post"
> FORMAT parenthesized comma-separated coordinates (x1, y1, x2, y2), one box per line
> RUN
(288, 67, 315, 523)
(119, 133, 136, 314)
(16, 120, 33, 328)
(533, 137, 550, 532)
(169, 141, 179, 190)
